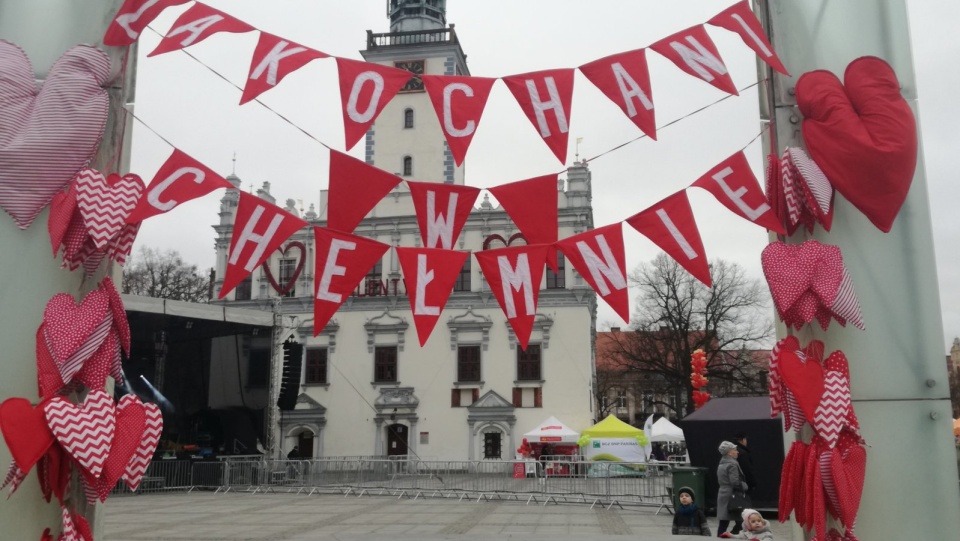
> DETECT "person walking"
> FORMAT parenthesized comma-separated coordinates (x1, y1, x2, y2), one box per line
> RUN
(734, 433, 756, 494)
(716, 441, 748, 537)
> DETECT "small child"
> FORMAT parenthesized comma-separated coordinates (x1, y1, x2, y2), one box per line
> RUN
(733, 508, 774, 540)
(671, 487, 710, 536)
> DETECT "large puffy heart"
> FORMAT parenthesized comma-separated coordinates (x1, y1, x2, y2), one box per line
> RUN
(777, 348, 825, 426)
(797, 56, 917, 233)
(42, 290, 111, 383)
(43, 390, 115, 479)
(0, 398, 55, 473)
(75, 169, 145, 249)
(762, 241, 844, 328)
(261, 241, 305, 296)
(0, 41, 110, 230)
(94, 394, 145, 502)
(123, 402, 163, 491)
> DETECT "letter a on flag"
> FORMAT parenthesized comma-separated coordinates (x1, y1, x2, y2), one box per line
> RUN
(475, 244, 549, 350)
(579, 49, 656, 140)
(408, 181, 480, 249)
(336, 57, 413, 150)
(313, 227, 390, 335)
(397, 247, 468, 346)
(625, 191, 711, 286)
(555, 223, 630, 323)
(149, 3, 254, 57)
(690, 151, 785, 234)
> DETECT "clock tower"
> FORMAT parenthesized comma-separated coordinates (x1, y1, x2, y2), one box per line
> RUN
(361, 0, 468, 185)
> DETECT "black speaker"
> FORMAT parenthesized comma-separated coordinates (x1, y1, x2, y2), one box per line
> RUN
(277, 340, 303, 411)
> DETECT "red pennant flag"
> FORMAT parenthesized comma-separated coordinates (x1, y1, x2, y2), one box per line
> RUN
(691, 152, 785, 235)
(126, 149, 233, 223)
(475, 244, 549, 350)
(313, 227, 390, 335)
(408, 182, 480, 250)
(578, 49, 657, 140)
(488, 175, 559, 272)
(336, 57, 413, 150)
(103, 0, 190, 46)
(421, 75, 497, 166)
(650, 25, 738, 96)
(708, 1, 789, 75)
(241, 32, 329, 105)
(219, 192, 308, 298)
(502, 69, 575, 165)
(555, 223, 630, 322)
(397, 247, 468, 346)
(148, 3, 255, 57)
(327, 150, 402, 233)
(625, 191, 711, 286)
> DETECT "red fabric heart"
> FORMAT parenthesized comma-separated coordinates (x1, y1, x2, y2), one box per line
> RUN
(261, 241, 305, 296)
(124, 402, 163, 491)
(42, 290, 111, 383)
(48, 184, 76, 257)
(36, 327, 66, 399)
(762, 241, 844, 329)
(779, 439, 806, 523)
(43, 390, 116, 479)
(831, 435, 866, 530)
(36, 442, 70, 504)
(814, 351, 858, 447)
(94, 394, 145, 502)
(100, 277, 131, 355)
(797, 56, 917, 233)
(0, 398, 55, 474)
(75, 168, 145, 249)
(777, 349, 824, 426)
(0, 41, 110, 230)
(74, 331, 116, 391)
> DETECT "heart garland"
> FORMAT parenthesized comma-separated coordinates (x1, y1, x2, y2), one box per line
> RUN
(43, 390, 116, 479)
(766, 147, 835, 235)
(123, 401, 163, 491)
(261, 241, 306, 296)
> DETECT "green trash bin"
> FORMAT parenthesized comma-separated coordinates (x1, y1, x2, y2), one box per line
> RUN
(671, 466, 708, 511)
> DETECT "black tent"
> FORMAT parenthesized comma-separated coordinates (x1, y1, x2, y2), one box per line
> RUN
(679, 397, 784, 512)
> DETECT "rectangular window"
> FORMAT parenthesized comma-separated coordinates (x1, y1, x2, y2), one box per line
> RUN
(364, 258, 384, 295)
(483, 432, 502, 459)
(457, 345, 481, 382)
(616, 389, 627, 408)
(305, 348, 328, 385)
(374, 346, 398, 383)
(279, 258, 297, 297)
(546, 252, 566, 289)
(453, 254, 471, 292)
(517, 344, 542, 381)
(235, 276, 252, 300)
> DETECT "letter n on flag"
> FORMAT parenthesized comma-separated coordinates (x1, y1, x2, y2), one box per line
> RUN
(487, 175, 559, 272)
(650, 25, 738, 96)
(501, 69, 575, 165)
(555, 223, 630, 323)
(336, 57, 413, 150)
(313, 227, 390, 335)
(397, 247, 468, 346)
(625, 191, 712, 287)
(690, 151, 785, 234)
(421, 75, 497, 166)
(148, 3, 254, 57)
(241, 32, 329, 104)
(219, 192, 308, 299)
(408, 181, 480, 249)
(327, 149, 402, 233)
(127, 148, 233, 223)
(578, 48, 657, 140)
(475, 244, 549, 350)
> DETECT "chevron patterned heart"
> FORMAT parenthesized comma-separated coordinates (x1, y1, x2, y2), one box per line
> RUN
(123, 401, 163, 491)
(93, 394, 146, 502)
(75, 169, 145, 249)
(0, 460, 26, 494)
(43, 390, 115, 479)
(59, 505, 82, 541)
(814, 351, 856, 447)
(107, 221, 141, 266)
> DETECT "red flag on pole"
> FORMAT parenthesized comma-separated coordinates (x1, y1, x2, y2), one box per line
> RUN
(625, 191, 711, 286)
(475, 244, 549, 350)
(335, 57, 413, 150)
(708, 1, 789, 75)
(555, 223, 630, 322)
(327, 149, 402, 233)
(690, 152, 785, 234)
(650, 25, 738, 96)
(313, 227, 390, 335)
(502, 69, 575, 165)
(397, 247, 468, 346)
(408, 182, 480, 250)
(241, 32, 328, 104)
(488, 175, 559, 272)
(579, 49, 657, 140)
(148, 3, 254, 57)
(126, 149, 233, 223)
(421, 75, 497, 166)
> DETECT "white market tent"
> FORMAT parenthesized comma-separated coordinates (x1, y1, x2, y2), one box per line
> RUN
(648, 417, 685, 442)
(523, 416, 580, 443)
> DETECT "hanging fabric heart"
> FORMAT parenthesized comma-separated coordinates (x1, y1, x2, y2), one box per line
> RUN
(43, 390, 115, 479)
(48, 184, 77, 257)
(831, 431, 867, 533)
(123, 401, 162, 491)
(261, 241, 305, 296)
(41, 290, 111, 384)
(93, 394, 146, 502)
(779, 439, 807, 523)
(1, 461, 27, 494)
(777, 348, 824, 426)
(75, 168, 145, 249)
(0, 398, 56, 475)
(813, 350, 859, 448)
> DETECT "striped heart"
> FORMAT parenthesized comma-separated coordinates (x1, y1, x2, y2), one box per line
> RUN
(0, 41, 109, 230)
(123, 401, 163, 491)
(813, 351, 856, 447)
(75, 168, 145, 249)
(42, 291, 111, 384)
(43, 390, 115, 479)
(89, 394, 145, 502)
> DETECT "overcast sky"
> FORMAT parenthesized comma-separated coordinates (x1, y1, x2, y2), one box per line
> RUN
(128, 1, 960, 352)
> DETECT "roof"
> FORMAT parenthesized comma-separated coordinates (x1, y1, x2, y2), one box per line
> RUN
(523, 416, 580, 443)
(123, 294, 275, 327)
(581, 414, 644, 438)
(681, 397, 773, 422)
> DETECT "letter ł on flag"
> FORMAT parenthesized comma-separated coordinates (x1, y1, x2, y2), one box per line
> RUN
(397, 247, 468, 346)
(650, 25, 738, 96)
(408, 181, 480, 250)
(625, 191, 711, 287)
(708, 1, 789, 75)
(219, 192, 308, 299)
(241, 32, 329, 104)
(313, 226, 390, 335)
(327, 149, 402, 233)
(421, 75, 497, 166)
(336, 57, 413, 150)
(690, 151, 785, 234)
(104, 0, 190, 46)
(501, 69, 575, 165)
(474, 244, 549, 350)
(488, 175, 559, 272)
(578, 49, 657, 140)
(126, 149, 233, 223)
(555, 223, 630, 323)
(148, 2, 255, 57)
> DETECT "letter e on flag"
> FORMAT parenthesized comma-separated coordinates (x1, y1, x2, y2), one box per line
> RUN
(313, 227, 390, 335)
(690, 151, 785, 234)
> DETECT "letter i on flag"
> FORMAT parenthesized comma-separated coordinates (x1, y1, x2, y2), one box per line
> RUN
(475, 244, 549, 350)
(397, 247, 468, 345)
(625, 191, 712, 287)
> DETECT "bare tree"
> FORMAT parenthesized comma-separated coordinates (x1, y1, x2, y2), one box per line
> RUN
(122, 247, 211, 303)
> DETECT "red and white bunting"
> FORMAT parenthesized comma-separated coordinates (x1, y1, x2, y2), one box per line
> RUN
(103, 0, 191, 46)
(421, 75, 497, 166)
(555, 223, 629, 323)
(327, 149, 402, 233)
(397, 247, 468, 346)
(690, 151, 785, 234)
(408, 181, 480, 250)
(502, 69, 575, 165)
(488, 174, 559, 272)
(708, 1, 789, 76)
(241, 32, 329, 105)
(474, 244, 549, 350)
(127, 149, 233, 223)
(579, 48, 657, 140)
(650, 25, 738, 96)
(219, 192, 308, 299)
(335, 57, 413, 150)
(313, 227, 390, 335)
(625, 190, 711, 287)
(148, 2, 255, 57)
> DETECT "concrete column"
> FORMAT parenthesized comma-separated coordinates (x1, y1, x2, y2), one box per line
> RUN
(374, 419, 384, 455)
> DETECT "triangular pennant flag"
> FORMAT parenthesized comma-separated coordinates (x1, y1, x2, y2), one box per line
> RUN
(104, 0, 191, 46)
(397, 247, 468, 346)
(488, 175, 559, 272)
(708, 1, 789, 75)
(408, 182, 480, 250)
(335, 57, 413, 150)
(578, 48, 657, 140)
(421, 75, 497, 166)
(501, 69, 575, 165)
(313, 227, 390, 335)
(691, 151, 785, 234)
(219, 192, 307, 298)
(625, 191, 711, 286)
(148, 2, 255, 57)
(555, 223, 630, 322)
(327, 150, 402, 233)
(650, 25, 738, 96)
(241, 32, 329, 105)
(127, 149, 234, 223)
(474, 244, 549, 350)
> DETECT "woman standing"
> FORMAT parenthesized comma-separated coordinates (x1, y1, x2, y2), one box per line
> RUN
(716, 441, 748, 536)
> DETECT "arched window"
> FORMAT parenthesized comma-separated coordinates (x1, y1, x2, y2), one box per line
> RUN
(403, 108, 414, 129)
(402, 156, 413, 176)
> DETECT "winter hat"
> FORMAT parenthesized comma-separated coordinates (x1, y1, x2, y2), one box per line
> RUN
(677, 486, 695, 502)
(718, 440, 737, 455)
(741, 508, 763, 529)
